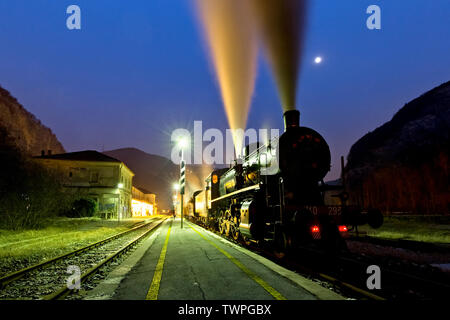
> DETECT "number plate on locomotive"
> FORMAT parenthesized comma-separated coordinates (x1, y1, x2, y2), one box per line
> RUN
(304, 206, 342, 216)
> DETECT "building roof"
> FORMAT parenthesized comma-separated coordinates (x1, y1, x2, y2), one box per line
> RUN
(35, 150, 121, 163)
(135, 186, 154, 195)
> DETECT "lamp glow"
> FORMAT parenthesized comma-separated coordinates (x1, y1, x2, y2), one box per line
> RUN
(177, 137, 189, 149)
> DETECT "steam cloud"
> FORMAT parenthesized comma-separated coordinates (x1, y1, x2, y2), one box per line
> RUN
(248, 0, 308, 111)
(194, 0, 258, 156)
(194, 0, 308, 158)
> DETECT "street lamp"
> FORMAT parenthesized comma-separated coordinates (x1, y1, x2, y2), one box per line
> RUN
(178, 137, 189, 149)
(177, 136, 188, 229)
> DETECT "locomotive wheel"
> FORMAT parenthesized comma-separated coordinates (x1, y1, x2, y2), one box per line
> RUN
(231, 217, 240, 241)
(231, 225, 239, 241)
(219, 219, 226, 235)
(224, 210, 231, 237)
(218, 210, 226, 234)
(231, 227, 239, 241)
(225, 222, 230, 237)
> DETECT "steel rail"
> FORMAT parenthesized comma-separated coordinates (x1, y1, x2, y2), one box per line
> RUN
(0, 216, 160, 289)
(278, 249, 386, 300)
(263, 242, 450, 300)
(44, 217, 167, 300)
(347, 235, 450, 253)
(334, 248, 450, 292)
(252, 242, 386, 301)
(318, 273, 385, 300)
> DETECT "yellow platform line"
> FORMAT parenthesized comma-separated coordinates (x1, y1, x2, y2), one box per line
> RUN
(145, 220, 172, 300)
(188, 223, 287, 300)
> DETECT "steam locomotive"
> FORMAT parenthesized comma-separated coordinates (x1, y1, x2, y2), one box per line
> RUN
(187, 110, 382, 253)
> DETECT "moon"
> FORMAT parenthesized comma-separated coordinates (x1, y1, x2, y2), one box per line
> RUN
(314, 56, 322, 64)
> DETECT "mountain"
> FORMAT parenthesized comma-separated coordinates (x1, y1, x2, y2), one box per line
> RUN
(0, 86, 65, 156)
(103, 148, 212, 210)
(345, 81, 450, 214)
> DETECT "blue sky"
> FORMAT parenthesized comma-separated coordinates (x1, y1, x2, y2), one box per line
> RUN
(0, 0, 449, 179)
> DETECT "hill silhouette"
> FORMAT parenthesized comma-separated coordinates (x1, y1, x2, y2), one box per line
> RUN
(103, 148, 213, 210)
(0, 86, 65, 156)
(345, 81, 450, 214)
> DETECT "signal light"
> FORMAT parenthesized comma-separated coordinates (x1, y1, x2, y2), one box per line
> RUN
(310, 225, 321, 240)
(338, 225, 348, 232)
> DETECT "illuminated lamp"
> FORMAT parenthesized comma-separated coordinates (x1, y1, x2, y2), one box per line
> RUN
(177, 137, 189, 149)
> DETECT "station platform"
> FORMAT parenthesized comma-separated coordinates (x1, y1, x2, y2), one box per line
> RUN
(86, 217, 345, 300)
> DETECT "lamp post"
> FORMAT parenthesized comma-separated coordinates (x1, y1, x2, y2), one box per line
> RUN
(173, 183, 180, 218)
(177, 137, 188, 229)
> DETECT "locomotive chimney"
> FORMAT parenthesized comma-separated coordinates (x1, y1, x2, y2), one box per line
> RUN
(283, 110, 300, 131)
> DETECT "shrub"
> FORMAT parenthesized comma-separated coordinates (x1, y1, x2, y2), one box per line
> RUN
(0, 126, 73, 229)
(64, 198, 98, 218)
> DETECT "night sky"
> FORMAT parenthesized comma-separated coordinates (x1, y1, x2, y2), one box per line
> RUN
(0, 0, 449, 180)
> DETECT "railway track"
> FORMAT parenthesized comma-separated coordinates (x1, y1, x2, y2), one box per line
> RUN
(0, 216, 168, 300)
(251, 245, 386, 300)
(347, 234, 450, 253)
(258, 242, 450, 300)
(188, 218, 450, 300)
(270, 244, 449, 300)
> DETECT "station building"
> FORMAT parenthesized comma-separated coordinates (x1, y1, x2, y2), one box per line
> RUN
(35, 150, 134, 219)
(131, 186, 157, 217)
